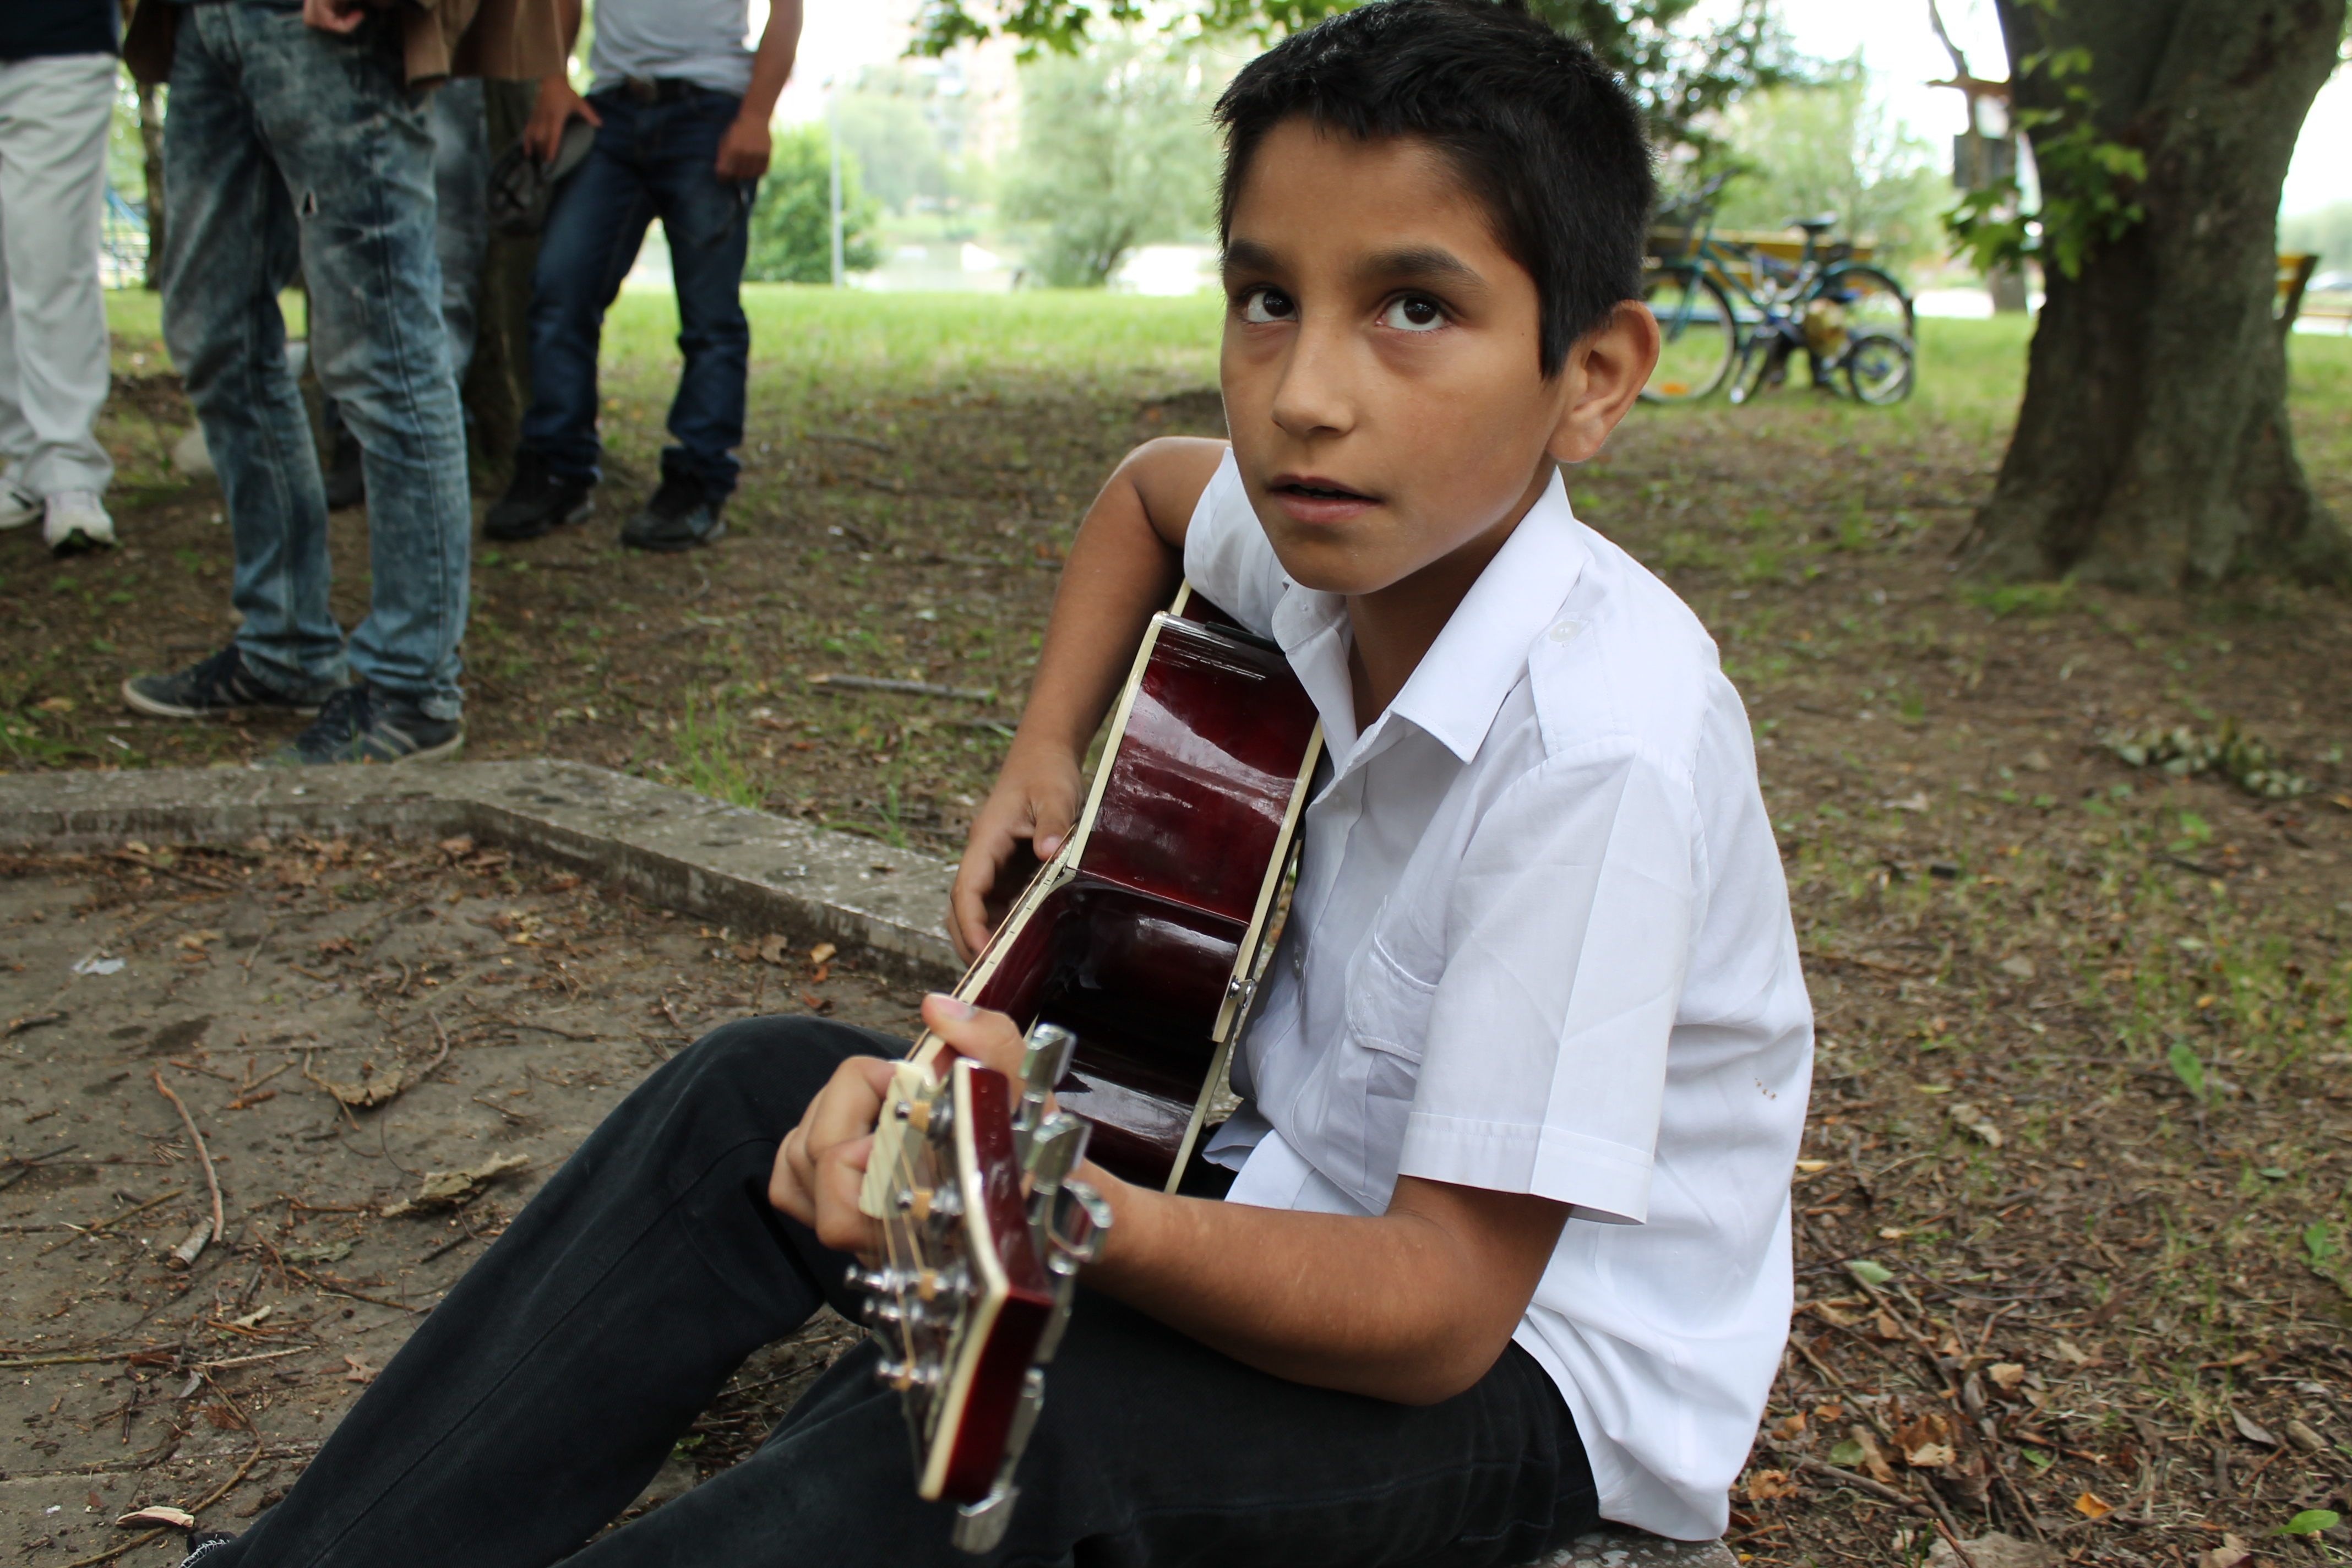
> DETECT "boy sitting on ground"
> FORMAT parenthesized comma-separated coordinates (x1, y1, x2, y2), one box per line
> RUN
(166, 4, 1810, 1563)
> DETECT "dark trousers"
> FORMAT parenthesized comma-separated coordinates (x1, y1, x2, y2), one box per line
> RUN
(519, 85, 750, 500)
(207, 1017, 1600, 1567)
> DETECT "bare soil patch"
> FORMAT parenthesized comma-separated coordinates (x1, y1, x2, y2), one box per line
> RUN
(0, 837, 907, 1562)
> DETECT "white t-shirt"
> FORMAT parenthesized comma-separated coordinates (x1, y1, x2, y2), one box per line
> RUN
(1188, 451, 1812, 1541)
(587, 0, 754, 99)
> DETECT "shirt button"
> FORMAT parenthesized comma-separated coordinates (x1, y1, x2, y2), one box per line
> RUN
(1548, 620, 1583, 643)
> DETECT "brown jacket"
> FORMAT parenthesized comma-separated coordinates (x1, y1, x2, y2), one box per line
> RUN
(123, 0, 565, 89)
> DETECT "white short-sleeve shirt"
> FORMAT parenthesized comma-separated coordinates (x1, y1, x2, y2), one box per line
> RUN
(1186, 451, 1812, 1541)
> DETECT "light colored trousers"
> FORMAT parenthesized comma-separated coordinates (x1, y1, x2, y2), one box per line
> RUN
(0, 51, 116, 498)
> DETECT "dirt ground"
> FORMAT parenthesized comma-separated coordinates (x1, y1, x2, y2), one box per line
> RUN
(1, 839, 898, 1564)
(4, 333, 2352, 1565)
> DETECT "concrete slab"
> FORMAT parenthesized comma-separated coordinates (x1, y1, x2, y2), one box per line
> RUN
(1535, 1529, 1738, 1568)
(0, 761, 960, 984)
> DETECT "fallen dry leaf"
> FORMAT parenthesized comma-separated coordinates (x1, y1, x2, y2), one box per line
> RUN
(381, 1153, 531, 1218)
(117, 1506, 198, 1531)
(1905, 1441, 1956, 1468)
(1745, 1468, 1799, 1501)
(1988, 1363, 2026, 1392)
(1770, 1411, 1807, 1441)
(2052, 1337, 2094, 1365)
(343, 1354, 375, 1385)
(2231, 1408, 2278, 1447)
(2073, 1491, 2113, 1521)
(809, 941, 838, 966)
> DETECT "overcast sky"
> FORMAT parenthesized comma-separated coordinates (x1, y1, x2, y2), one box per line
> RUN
(759, 0, 2352, 218)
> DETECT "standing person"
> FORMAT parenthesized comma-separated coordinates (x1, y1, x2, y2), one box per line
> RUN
(116, 0, 560, 764)
(0, 0, 119, 557)
(481, 0, 801, 552)
(322, 77, 496, 512)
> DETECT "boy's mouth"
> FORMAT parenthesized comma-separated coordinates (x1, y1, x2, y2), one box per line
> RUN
(1273, 477, 1373, 502)
(1268, 473, 1379, 526)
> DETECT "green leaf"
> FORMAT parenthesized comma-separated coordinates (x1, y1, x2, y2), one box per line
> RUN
(2022, 1447, 2054, 1471)
(1827, 1440, 1865, 1467)
(1845, 1258, 1893, 1288)
(2168, 1041, 2207, 1106)
(2270, 1510, 2340, 1537)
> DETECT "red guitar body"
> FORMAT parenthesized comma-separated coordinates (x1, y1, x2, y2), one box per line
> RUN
(927, 587, 1324, 1190)
(860, 586, 1322, 1551)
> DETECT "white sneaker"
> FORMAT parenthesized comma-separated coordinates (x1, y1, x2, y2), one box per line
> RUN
(44, 489, 115, 554)
(0, 478, 37, 531)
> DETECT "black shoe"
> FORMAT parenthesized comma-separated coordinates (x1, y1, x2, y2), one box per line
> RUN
(323, 427, 366, 511)
(266, 683, 464, 766)
(122, 646, 324, 721)
(620, 476, 726, 552)
(484, 451, 594, 542)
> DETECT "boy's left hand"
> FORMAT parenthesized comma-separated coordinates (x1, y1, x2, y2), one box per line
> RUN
(767, 995, 1036, 1256)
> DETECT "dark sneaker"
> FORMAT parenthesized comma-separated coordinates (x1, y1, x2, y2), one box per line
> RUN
(123, 646, 324, 720)
(323, 427, 366, 511)
(484, 451, 594, 542)
(267, 684, 463, 766)
(620, 476, 726, 552)
(182, 1533, 237, 1566)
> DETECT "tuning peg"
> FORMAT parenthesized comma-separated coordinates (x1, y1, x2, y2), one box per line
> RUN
(843, 1262, 905, 1297)
(874, 1355, 942, 1392)
(892, 1095, 951, 1139)
(1046, 1179, 1113, 1274)
(1012, 1022, 1077, 1155)
(895, 1184, 963, 1222)
(1023, 1110, 1089, 1201)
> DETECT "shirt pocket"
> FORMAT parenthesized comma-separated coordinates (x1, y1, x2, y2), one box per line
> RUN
(1343, 933, 1439, 1104)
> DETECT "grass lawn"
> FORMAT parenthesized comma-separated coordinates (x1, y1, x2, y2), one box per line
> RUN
(9, 288, 2352, 1566)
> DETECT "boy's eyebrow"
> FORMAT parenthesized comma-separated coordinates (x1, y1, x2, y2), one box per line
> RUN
(1218, 238, 1489, 296)
(1220, 238, 1282, 276)
(1355, 245, 1487, 293)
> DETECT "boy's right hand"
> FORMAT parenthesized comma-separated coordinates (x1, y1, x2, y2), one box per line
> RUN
(524, 76, 602, 166)
(949, 748, 1084, 962)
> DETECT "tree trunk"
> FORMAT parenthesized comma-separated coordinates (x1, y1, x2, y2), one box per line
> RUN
(1959, 0, 2350, 589)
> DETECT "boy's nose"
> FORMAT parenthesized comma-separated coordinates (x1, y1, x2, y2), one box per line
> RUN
(1267, 323, 1358, 440)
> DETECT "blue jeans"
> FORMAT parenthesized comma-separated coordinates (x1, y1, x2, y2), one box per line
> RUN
(161, 0, 471, 720)
(520, 86, 750, 499)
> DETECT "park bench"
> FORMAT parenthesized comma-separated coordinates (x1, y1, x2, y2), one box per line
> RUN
(2279, 251, 2349, 333)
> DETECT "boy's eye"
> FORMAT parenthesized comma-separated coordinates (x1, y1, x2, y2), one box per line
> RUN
(1380, 294, 1447, 333)
(1240, 286, 1297, 324)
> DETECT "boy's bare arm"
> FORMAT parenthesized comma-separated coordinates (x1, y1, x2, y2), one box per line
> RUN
(949, 435, 1228, 960)
(774, 996, 1568, 1407)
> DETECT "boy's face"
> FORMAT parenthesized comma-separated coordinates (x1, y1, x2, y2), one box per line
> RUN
(1218, 118, 1655, 603)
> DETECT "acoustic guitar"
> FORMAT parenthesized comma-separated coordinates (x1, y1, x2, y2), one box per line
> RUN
(851, 584, 1324, 1549)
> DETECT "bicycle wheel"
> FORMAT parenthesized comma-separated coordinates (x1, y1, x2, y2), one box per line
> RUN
(1815, 264, 1914, 342)
(1844, 330, 1914, 405)
(1640, 270, 1737, 403)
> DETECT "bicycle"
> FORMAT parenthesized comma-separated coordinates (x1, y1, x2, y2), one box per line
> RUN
(1640, 177, 1917, 406)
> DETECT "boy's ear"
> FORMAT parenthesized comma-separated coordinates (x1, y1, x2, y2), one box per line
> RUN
(1546, 300, 1660, 465)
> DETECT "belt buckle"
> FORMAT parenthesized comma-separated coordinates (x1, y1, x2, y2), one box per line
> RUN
(624, 76, 658, 105)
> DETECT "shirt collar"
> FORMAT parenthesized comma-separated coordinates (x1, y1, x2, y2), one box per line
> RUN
(1265, 469, 1592, 771)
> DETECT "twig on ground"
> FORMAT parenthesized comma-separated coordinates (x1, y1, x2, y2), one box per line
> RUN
(807, 673, 997, 703)
(35, 1188, 187, 1256)
(150, 1069, 223, 1264)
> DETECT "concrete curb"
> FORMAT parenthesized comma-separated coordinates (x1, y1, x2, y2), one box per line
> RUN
(0, 760, 960, 982)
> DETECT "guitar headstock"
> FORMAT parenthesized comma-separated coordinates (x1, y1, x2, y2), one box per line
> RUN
(853, 1022, 1110, 1553)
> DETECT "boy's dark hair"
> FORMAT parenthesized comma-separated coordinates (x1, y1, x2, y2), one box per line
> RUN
(1213, 0, 1654, 377)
